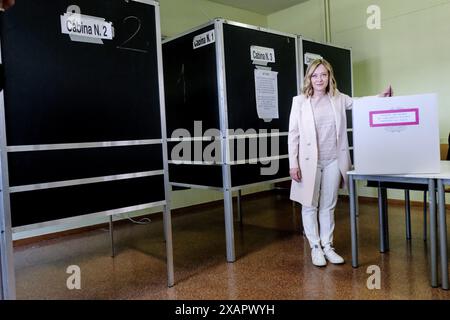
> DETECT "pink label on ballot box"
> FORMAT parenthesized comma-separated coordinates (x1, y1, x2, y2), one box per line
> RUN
(369, 108, 419, 127)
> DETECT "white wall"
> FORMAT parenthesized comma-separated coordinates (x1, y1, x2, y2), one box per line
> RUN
(160, 0, 267, 37)
(267, 0, 324, 41)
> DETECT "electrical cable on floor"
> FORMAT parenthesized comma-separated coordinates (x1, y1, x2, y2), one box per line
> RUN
(126, 216, 152, 225)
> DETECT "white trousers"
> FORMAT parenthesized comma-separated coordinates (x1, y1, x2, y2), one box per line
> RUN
(301, 159, 341, 249)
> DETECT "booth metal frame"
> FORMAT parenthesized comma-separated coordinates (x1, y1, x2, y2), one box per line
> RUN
(0, 0, 174, 300)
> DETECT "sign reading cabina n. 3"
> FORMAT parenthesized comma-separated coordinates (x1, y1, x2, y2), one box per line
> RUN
(250, 45, 275, 65)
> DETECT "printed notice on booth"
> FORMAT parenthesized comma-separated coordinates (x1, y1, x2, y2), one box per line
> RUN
(254, 69, 279, 121)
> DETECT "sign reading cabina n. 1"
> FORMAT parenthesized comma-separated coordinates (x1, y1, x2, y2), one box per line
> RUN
(193, 30, 215, 49)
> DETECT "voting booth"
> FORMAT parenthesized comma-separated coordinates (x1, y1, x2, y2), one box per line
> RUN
(298, 37, 354, 160)
(0, 0, 173, 299)
(352, 94, 440, 174)
(163, 19, 299, 262)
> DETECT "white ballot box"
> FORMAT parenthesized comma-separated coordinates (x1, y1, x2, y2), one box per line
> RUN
(352, 93, 440, 174)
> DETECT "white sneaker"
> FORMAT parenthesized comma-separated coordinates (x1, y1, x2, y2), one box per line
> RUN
(311, 246, 326, 267)
(323, 247, 345, 264)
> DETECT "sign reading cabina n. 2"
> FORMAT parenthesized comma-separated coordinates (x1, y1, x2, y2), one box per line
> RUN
(60, 5, 114, 43)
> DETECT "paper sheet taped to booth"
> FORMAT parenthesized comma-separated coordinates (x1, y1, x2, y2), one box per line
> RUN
(352, 93, 440, 174)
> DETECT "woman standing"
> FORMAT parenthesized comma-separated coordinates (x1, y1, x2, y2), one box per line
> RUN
(288, 59, 391, 267)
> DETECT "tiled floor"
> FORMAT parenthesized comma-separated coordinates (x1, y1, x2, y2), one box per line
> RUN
(13, 191, 450, 299)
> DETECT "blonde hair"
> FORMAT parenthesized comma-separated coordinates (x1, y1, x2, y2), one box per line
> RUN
(302, 59, 337, 97)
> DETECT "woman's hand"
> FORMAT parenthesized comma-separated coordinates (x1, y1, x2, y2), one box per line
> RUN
(378, 85, 393, 97)
(290, 168, 302, 182)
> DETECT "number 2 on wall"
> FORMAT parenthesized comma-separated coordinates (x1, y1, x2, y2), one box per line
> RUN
(116, 16, 148, 53)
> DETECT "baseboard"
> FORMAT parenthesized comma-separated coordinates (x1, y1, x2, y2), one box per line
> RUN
(339, 194, 450, 210)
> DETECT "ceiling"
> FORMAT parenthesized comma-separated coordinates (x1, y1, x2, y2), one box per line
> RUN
(207, 0, 310, 15)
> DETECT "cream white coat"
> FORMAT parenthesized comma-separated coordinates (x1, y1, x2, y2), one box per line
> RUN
(288, 91, 353, 206)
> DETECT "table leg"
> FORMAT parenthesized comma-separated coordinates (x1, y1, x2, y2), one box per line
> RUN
(382, 188, 390, 251)
(349, 175, 358, 268)
(405, 190, 412, 240)
(423, 191, 428, 241)
(429, 179, 438, 288)
(378, 187, 389, 253)
(378, 186, 386, 253)
(438, 180, 448, 290)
